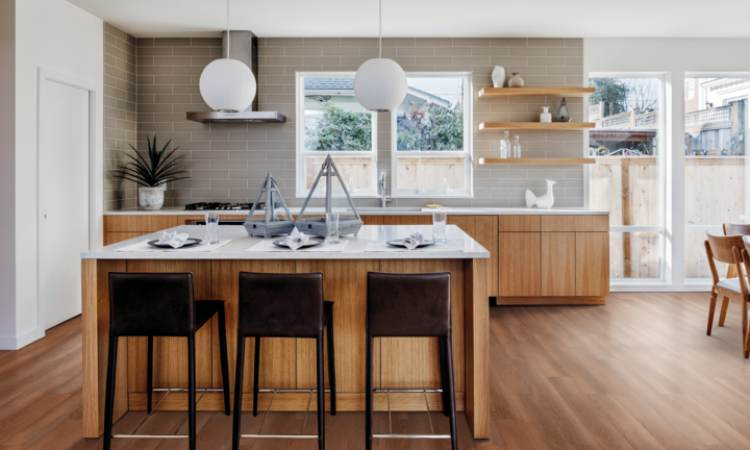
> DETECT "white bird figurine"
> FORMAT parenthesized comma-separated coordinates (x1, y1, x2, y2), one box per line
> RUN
(525, 179, 556, 209)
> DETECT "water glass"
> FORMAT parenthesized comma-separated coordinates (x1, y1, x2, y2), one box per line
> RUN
(325, 211, 340, 244)
(432, 210, 448, 244)
(204, 213, 220, 245)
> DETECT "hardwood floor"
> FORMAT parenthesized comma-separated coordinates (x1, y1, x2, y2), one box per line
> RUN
(3, 292, 750, 449)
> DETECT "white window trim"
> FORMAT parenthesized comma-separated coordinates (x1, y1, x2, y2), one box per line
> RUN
(390, 72, 473, 198)
(295, 71, 379, 198)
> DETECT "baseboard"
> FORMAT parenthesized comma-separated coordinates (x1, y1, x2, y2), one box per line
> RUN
(0, 326, 45, 350)
(497, 296, 606, 305)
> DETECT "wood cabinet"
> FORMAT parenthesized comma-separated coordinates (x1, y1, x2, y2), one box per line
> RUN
(499, 232, 541, 297)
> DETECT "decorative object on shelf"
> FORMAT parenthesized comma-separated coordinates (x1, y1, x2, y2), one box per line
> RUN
(113, 135, 189, 211)
(296, 155, 363, 237)
(491, 65, 506, 88)
(498, 130, 511, 159)
(354, 0, 407, 111)
(507, 72, 525, 88)
(556, 97, 570, 122)
(199, 0, 256, 112)
(525, 179, 557, 209)
(512, 135, 523, 158)
(540, 106, 552, 123)
(244, 173, 294, 238)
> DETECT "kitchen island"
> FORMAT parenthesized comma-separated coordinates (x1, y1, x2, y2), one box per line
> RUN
(80, 225, 491, 439)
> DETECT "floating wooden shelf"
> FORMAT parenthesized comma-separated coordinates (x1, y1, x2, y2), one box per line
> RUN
(479, 122, 595, 131)
(477, 157, 595, 166)
(479, 86, 595, 98)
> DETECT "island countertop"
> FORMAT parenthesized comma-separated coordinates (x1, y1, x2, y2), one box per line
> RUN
(104, 206, 609, 216)
(82, 224, 491, 260)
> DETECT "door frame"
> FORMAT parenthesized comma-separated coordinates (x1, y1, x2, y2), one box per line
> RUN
(36, 67, 97, 329)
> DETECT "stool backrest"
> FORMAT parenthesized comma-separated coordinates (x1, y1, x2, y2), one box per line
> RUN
(367, 272, 451, 337)
(724, 223, 750, 236)
(238, 272, 323, 338)
(108, 273, 194, 336)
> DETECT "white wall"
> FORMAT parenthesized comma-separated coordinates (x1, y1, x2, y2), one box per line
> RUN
(0, 0, 103, 349)
(584, 38, 750, 290)
(0, 0, 16, 344)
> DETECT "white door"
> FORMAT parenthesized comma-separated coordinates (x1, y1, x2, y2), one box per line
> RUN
(38, 77, 91, 329)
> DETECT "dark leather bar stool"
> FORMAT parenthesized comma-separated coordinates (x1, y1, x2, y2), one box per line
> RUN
(232, 272, 334, 450)
(103, 273, 231, 450)
(365, 272, 457, 450)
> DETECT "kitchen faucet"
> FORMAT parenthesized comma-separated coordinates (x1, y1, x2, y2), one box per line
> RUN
(378, 172, 391, 208)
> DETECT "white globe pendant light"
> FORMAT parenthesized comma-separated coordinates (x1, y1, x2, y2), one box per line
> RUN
(199, 0, 257, 112)
(354, 0, 407, 112)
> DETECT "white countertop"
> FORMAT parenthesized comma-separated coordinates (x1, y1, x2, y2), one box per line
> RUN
(82, 225, 491, 260)
(105, 206, 608, 216)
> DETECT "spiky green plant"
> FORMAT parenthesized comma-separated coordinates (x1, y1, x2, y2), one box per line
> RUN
(114, 135, 189, 187)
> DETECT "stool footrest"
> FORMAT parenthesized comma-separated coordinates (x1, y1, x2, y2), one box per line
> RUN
(240, 434, 319, 440)
(151, 387, 224, 393)
(372, 388, 443, 394)
(374, 433, 451, 439)
(113, 434, 188, 439)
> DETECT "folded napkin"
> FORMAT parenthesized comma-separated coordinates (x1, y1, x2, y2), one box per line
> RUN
(403, 232, 425, 250)
(280, 227, 311, 251)
(156, 231, 191, 249)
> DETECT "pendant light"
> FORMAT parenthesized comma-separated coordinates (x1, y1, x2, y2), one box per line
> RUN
(199, 0, 257, 112)
(354, 0, 407, 112)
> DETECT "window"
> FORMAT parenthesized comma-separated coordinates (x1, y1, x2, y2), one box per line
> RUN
(588, 76, 666, 281)
(296, 73, 377, 197)
(684, 76, 750, 280)
(391, 73, 472, 197)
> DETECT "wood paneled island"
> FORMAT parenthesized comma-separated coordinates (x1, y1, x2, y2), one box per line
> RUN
(80, 225, 491, 440)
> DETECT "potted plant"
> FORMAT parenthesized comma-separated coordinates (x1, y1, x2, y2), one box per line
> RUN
(113, 135, 189, 210)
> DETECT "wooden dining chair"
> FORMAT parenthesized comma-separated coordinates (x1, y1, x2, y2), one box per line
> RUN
(719, 223, 750, 326)
(704, 233, 750, 357)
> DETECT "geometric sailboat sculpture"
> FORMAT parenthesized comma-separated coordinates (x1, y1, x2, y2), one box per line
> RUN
(243, 172, 295, 238)
(295, 155, 362, 237)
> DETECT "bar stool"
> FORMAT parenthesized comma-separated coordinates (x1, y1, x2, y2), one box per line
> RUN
(365, 272, 457, 450)
(232, 272, 334, 450)
(103, 273, 231, 450)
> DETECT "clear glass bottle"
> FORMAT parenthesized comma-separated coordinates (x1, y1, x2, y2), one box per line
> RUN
(512, 135, 523, 158)
(498, 131, 511, 159)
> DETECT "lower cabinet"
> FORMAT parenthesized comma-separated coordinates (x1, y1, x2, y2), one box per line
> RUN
(541, 232, 576, 296)
(499, 232, 541, 297)
(575, 232, 609, 297)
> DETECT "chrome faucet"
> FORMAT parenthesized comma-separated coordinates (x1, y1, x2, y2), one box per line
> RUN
(378, 172, 391, 208)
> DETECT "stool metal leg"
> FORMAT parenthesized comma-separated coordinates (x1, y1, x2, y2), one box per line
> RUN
(232, 335, 245, 450)
(217, 307, 231, 415)
(253, 336, 261, 416)
(438, 336, 450, 417)
(187, 334, 196, 450)
(443, 335, 458, 450)
(102, 333, 118, 450)
(146, 336, 153, 414)
(364, 335, 373, 450)
(316, 334, 326, 450)
(325, 304, 336, 415)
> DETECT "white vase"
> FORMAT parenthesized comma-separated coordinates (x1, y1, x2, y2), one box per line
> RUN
(540, 106, 552, 123)
(491, 66, 506, 88)
(138, 186, 165, 210)
(508, 72, 525, 88)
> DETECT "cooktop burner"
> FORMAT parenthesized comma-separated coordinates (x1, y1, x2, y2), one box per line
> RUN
(184, 202, 259, 211)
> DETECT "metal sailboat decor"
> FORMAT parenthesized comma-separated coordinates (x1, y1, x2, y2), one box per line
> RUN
(295, 155, 362, 236)
(243, 172, 295, 237)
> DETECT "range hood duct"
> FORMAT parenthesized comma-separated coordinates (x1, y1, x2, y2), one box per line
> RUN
(187, 30, 286, 123)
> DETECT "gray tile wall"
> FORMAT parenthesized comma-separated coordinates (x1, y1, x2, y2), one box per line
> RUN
(103, 24, 138, 210)
(106, 34, 585, 208)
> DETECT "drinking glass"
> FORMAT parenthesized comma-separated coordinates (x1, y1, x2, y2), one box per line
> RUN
(205, 212, 220, 245)
(325, 211, 340, 244)
(432, 210, 448, 244)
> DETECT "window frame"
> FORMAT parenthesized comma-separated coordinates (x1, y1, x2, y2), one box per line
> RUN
(389, 72, 474, 198)
(295, 71, 379, 198)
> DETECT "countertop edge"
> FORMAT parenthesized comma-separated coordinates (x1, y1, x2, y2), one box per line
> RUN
(104, 208, 610, 216)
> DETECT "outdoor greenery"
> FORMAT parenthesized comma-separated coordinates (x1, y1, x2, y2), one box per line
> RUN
(305, 101, 372, 151)
(397, 102, 464, 151)
(591, 78, 629, 117)
(113, 135, 189, 187)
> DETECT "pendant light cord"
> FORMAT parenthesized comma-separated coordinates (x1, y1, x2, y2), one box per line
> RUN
(226, 0, 231, 59)
(378, 0, 382, 58)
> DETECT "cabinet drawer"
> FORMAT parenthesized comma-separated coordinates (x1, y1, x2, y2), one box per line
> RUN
(498, 216, 541, 232)
(540, 215, 609, 232)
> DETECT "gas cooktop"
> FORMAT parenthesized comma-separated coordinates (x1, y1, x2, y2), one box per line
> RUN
(184, 202, 259, 211)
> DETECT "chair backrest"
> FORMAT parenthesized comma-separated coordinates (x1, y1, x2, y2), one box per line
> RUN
(723, 223, 750, 236)
(366, 272, 451, 337)
(108, 273, 194, 336)
(238, 272, 323, 338)
(706, 233, 744, 264)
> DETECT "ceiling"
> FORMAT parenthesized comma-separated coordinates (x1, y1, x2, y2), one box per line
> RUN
(68, 0, 750, 38)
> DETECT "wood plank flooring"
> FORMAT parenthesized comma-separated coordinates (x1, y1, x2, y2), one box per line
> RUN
(3, 292, 750, 449)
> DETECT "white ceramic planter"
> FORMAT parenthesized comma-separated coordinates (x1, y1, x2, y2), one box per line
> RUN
(138, 185, 165, 210)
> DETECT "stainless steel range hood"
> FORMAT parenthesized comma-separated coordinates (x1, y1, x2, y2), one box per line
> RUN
(186, 30, 286, 124)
